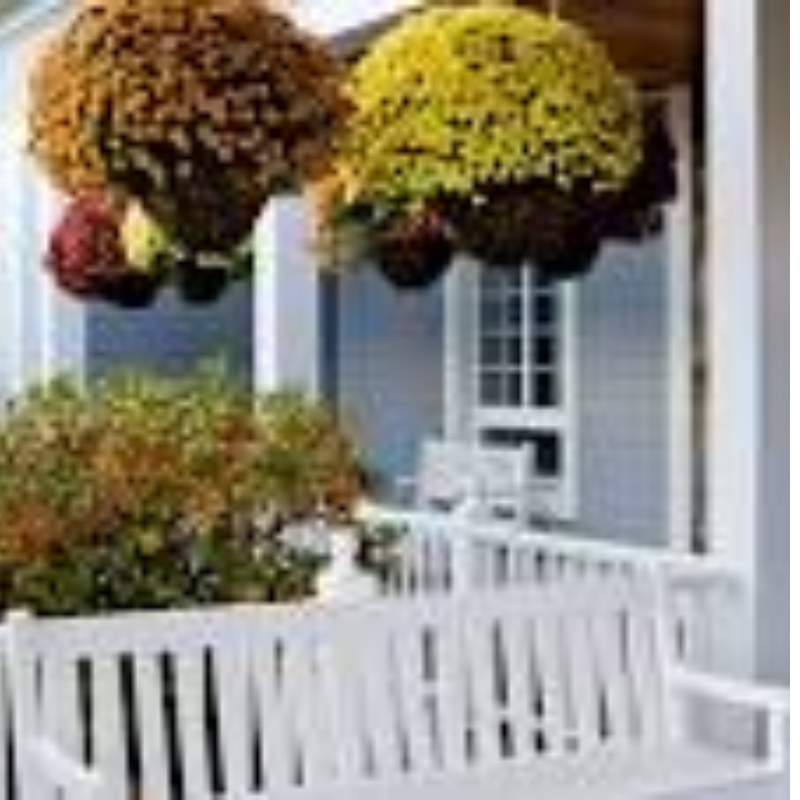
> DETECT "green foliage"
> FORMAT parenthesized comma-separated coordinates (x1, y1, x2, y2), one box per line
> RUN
(0, 366, 366, 615)
(4, 520, 321, 616)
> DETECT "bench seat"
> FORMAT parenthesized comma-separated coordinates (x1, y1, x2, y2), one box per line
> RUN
(243, 747, 774, 800)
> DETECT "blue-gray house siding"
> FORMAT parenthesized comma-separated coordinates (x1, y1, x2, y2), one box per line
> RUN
(330, 242, 670, 542)
(577, 239, 670, 546)
(86, 282, 253, 381)
(329, 270, 445, 491)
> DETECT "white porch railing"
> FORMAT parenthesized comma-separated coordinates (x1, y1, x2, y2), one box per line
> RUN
(0, 629, 11, 800)
(362, 507, 745, 670)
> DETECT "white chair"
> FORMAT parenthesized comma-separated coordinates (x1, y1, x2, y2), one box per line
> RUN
(401, 439, 539, 523)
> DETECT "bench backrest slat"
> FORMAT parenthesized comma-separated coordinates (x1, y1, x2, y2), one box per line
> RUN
(91, 655, 129, 800)
(9, 581, 672, 798)
(132, 653, 172, 800)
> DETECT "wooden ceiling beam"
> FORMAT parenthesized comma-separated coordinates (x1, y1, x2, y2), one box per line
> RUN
(517, 0, 703, 87)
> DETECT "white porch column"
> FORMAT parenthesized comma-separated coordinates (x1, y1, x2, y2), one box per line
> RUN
(254, 195, 321, 395)
(705, 0, 786, 674)
(0, 128, 27, 399)
(665, 92, 695, 553)
(0, 123, 84, 401)
(0, 15, 87, 402)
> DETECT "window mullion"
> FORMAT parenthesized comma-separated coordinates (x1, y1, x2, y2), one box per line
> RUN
(520, 268, 533, 408)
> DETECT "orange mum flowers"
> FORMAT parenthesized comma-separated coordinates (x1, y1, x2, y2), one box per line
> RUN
(29, 0, 349, 253)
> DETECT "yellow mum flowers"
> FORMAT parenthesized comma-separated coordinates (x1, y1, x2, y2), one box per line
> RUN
(341, 5, 643, 210)
(316, 5, 676, 286)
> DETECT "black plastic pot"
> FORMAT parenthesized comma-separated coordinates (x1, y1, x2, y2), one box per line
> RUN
(536, 234, 602, 283)
(175, 263, 231, 304)
(97, 272, 164, 309)
(374, 218, 455, 291)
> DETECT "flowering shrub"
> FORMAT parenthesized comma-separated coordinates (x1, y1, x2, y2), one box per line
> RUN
(0, 368, 367, 614)
(254, 392, 366, 523)
(340, 6, 642, 213)
(29, 0, 349, 253)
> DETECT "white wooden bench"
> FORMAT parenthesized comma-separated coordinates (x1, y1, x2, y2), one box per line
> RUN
(5, 580, 786, 800)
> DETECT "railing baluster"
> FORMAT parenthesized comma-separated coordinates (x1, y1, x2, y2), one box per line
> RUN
(362, 507, 742, 670)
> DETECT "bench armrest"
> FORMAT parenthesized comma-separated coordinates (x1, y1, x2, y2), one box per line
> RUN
(23, 738, 104, 799)
(669, 667, 789, 772)
(670, 667, 789, 713)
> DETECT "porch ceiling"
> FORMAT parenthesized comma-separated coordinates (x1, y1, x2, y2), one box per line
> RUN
(344, 0, 704, 90)
(0, 0, 703, 88)
(522, 0, 703, 88)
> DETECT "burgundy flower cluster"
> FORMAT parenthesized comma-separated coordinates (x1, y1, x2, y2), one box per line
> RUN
(46, 195, 162, 308)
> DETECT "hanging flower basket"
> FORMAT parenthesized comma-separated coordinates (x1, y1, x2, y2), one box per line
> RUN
(170, 239, 254, 304)
(47, 195, 165, 308)
(309, 172, 454, 290)
(318, 5, 675, 286)
(29, 0, 349, 253)
(373, 211, 455, 290)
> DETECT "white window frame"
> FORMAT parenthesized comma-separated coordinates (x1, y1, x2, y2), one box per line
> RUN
(444, 259, 579, 517)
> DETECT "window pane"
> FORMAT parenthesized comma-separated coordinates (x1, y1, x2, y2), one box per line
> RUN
(505, 371, 523, 406)
(534, 433, 562, 477)
(533, 293, 557, 326)
(507, 336, 523, 366)
(480, 299, 504, 332)
(480, 335, 505, 366)
(534, 336, 556, 365)
(500, 271, 523, 292)
(476, 276, 566, 411)
(480, 370, 505, 405)
(532, 371, 559, 407)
